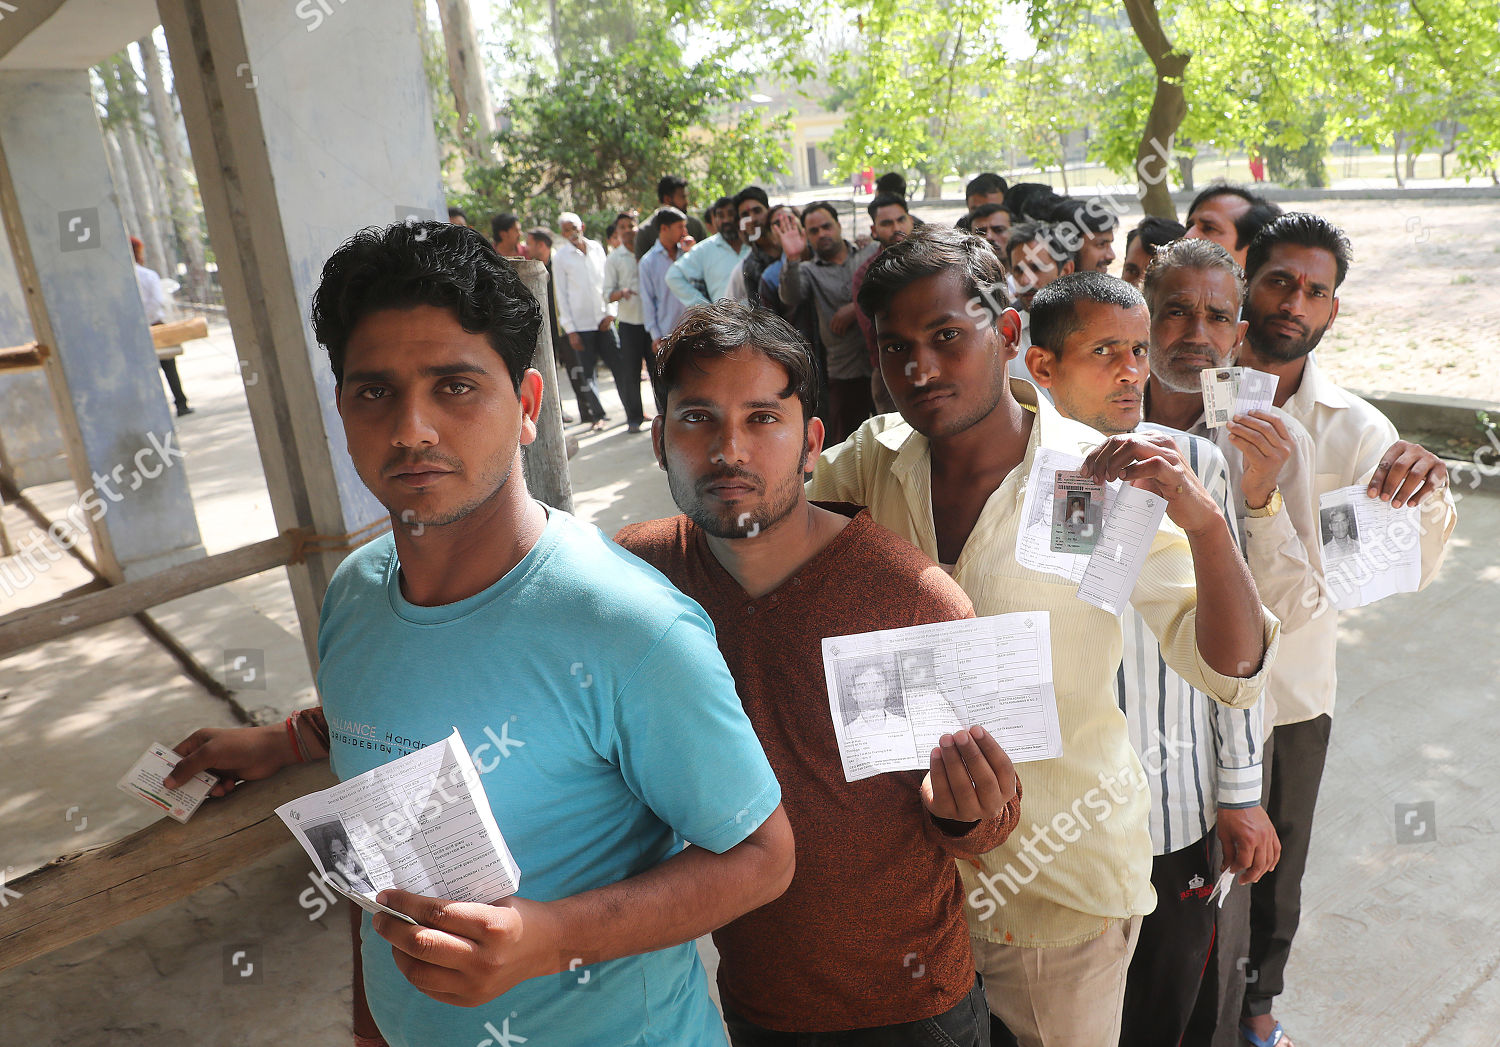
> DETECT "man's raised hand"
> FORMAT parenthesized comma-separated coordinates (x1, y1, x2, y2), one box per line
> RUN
(1082, 433, 1223, 536)
(921, 726, 1018, 824)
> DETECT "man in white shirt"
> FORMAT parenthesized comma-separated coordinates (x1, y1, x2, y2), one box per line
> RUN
(553, 212, 616, 432)
(1233, 212, 1456, 1047)
(131, 234, 192, 416)
(603, 211, 650, 432)
(667, 196, 750, 308)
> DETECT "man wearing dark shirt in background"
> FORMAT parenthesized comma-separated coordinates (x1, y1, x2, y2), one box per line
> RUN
(618, 300, 1020, 1045)
(636, 174, 709, 259)
(775, 202, 877, 444)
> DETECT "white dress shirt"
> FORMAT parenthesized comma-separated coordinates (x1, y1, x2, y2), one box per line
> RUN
(551, 236, 608, 334)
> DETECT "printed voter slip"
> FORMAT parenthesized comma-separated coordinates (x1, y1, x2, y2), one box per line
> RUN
(117, 742, 218, 823)
(1199, 366, 1278, 428)
(276, 728, 520, 927)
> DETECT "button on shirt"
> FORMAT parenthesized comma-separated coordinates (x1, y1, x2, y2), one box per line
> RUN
(602, 244, 644, 326)
(551, 236, 608, 334)
(808, 381, 1280, 947)
(666, 233, 749, 307)
(1269, 354, 1456, 725)
(780, 241, 876, 380)
(640, 241, 687, 342)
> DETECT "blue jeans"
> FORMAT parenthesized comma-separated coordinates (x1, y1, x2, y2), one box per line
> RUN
(723, 976, 989, 1047)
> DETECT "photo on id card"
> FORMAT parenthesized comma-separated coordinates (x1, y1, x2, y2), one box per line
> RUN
(1051, 469, 1103, 554)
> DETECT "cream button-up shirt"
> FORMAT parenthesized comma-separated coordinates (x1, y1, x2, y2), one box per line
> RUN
(809, 379, 1280, 947)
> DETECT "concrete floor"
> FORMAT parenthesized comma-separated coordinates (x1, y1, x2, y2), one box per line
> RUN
(1, 322, 1496, 1045)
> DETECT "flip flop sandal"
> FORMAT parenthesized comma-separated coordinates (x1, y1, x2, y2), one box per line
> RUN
(1239, 1020, 1294, 1047)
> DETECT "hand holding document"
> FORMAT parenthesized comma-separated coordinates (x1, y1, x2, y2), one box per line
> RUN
(1017, 447, 1168, 614)
(822, 613, 1062, 782)
(1200, 366, 1278, 428)
(275, 728, 520, 925)
(1318, 485, 1421, 610)
(118, 742, 218, 823)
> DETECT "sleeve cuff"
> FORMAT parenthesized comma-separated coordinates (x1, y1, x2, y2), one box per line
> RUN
(1215, 764, 1264, 807)
(1194, 605, 1281, 711)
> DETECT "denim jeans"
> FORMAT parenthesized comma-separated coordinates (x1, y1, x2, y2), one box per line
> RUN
(723, 976, 989, 1047)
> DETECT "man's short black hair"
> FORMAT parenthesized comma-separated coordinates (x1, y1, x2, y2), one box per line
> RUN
(867, 193, 910, 220)
(802, 200, 841, 227)
(1244, 212, 1353, 289)
(1130, 215, 1187, 256)
(657, 174, 688, 202)
(875, 172, 908, 198)
(857, 225, 1009, 320)
(1003, 183, 1058, 220)
(654, 300, 820, 420)
(526, 226, 553, 247)
(447, 206, 467, 222)
(311, 221, 541, 389)
(1029, 272, 1146, 357)
(604, 217, 620, 241)
(615, 211, 636, 226)
(1188, 182, 1284, 250)
(491, 212, 519, 239)
(656, 206, 687, 229)
(711, 196, 736, 218)
(970, 202, 1010, 223)
(966, 172, 1009, 201)
(734, 185, 770, 211)
(1005, 220, 1071, 269)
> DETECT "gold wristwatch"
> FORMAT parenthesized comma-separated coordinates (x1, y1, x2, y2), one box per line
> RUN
(1245, 488, 1283, 518)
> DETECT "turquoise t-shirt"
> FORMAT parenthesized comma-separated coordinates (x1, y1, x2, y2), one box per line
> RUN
(317, 507, 781, 1047)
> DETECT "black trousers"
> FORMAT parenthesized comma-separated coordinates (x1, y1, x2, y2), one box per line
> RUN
(563, 330, 608, 422)
(1243, 715, 1333, 1018)
(159, 358, 188, 410)
(723, 976, 990, 1047)
(1119, 834, 1219, 1047)
(615, 321, 650, 427)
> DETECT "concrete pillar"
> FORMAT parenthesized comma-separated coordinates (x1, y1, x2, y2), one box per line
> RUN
(0, 211, 69, 489)
(0, 70, 205, 582)
(156, 0, 450, 667)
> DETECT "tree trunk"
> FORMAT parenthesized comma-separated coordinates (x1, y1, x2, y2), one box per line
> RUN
(1404, 149, 1417, 182)
(137, 35, 210, 303)
(435, 0, 497, 161)
(118, 122, 170, 277)
(548, 0, 562, 69)
(1057, 131, 1069, 193)
(105, 129, 142, 242)
(1123, 0, 1188, 220)
(1392, 134, 1404, 188)
(920, 166, 942, 200)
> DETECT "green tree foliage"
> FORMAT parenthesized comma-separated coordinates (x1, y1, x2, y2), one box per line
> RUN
(822, 0, 1008, 198)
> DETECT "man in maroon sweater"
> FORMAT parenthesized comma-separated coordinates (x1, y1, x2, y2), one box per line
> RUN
(616, 301, 1022, 1045)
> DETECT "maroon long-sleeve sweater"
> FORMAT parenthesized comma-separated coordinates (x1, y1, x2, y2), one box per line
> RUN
(617, 504, 1020, 1032)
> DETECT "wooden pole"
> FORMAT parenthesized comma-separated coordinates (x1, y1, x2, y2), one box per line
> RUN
(0, 761, 337, 972)
(509, 258, 573, 512)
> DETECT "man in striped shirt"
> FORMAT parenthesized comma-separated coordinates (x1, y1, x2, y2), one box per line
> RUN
(1024, 271, 1278, 1047)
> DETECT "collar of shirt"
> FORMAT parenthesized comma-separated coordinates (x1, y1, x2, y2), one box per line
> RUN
(1285, 352, 1351, 414)
(812, 240, 856, 267)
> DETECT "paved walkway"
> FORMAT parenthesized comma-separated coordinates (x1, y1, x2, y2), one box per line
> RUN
(1, 322, 1495, 1045)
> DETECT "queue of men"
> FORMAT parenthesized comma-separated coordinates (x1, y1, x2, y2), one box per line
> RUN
(165, 176, 1456, 1047)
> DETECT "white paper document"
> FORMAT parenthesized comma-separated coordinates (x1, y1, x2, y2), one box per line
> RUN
(275, 728, 520, 924)
(1199, 366, 1278, 428)
(1017, 447, 1168, 614)
(822, 612, 1063, 783)
(1317, 485, 1421, 610)
(117, 742, 218, 823)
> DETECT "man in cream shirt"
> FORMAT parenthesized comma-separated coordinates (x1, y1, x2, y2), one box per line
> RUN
(810, 226, 1280, 1046)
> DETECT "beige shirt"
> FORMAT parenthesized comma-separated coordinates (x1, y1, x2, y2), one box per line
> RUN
(808, 380, 1280, 947)
(1264, 354, 1456, 725)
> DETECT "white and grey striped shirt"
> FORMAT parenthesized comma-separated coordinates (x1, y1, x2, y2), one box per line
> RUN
(1121, 425, 1264, 856)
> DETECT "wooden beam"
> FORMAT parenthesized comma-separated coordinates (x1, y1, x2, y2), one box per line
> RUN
(0, 341, 44, 374)
(0, 531, 303, 658)
(150, 316, 209, 349)
(0, 760, 337, 972)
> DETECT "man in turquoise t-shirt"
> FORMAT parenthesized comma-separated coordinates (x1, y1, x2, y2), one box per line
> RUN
(166, 221, 792, 1047)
